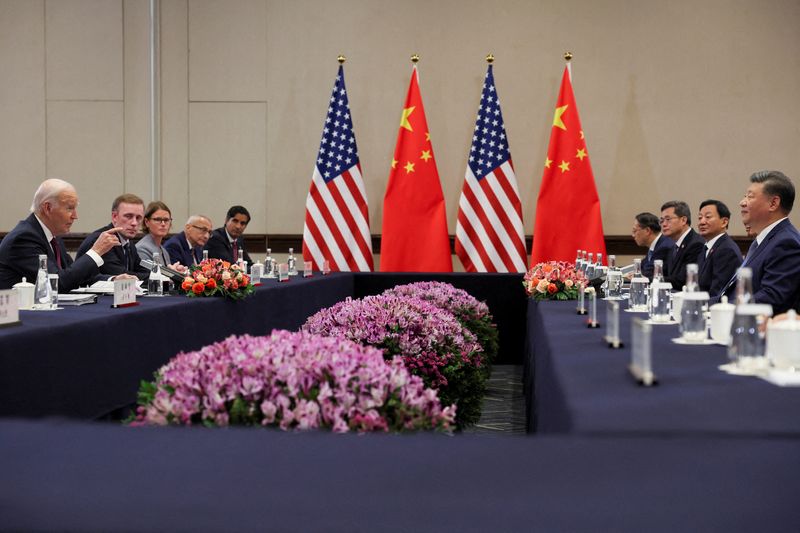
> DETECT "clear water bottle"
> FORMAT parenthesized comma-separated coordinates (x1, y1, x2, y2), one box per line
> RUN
(728, 268, 772, 366)
(264, 248, 275, 278)
(202, 249, 209, 262)
(652, 259, 664, 282)
(237, 247, 244, 268)
(148, 252, 163, 296)
(580, 251, 588, 273)
(575, 249, 583, 270)
(606, 254, 623, 298)
(287, 247, 298, 276)
(629, 258, 649, 311)
(585, 253, 595, 279)
(685, 263, 699, 292)
(34, 254, 52, 308)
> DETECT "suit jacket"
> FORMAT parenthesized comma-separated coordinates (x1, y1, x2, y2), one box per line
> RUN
(697, 233, 742, 300)
(163, 232, 203, 268)
(664, 228, 706, 290)
(204, 228, 253, 265)
(723, 219, 800, 314)
(641, 233, 674, 280)
(135, 233, 172, 265)
(76, 224, 150, 281)
(0, 213, 102, 291)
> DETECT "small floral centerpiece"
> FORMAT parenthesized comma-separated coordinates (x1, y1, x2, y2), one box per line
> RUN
(303, 294, 485, 428)
(130, 330, 455, 433)
(523, 261, 587, 301)
(382, 281, 499, 368)
(179, 258, 254, 300)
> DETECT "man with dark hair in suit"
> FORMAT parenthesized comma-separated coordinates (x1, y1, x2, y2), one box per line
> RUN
(0, 179, 122, 290)
(660, 200, 705, 290)
(204, 205, 253, 265)
(77, 194, 151, 281)
(631, 212, 673, 280)
(722, 170, 800, 314)
(164, 215, 213, 267)
(696, 199, 742, 300)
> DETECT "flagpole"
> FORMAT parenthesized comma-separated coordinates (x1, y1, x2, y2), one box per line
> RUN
(564, 51, 573, 80)
(486, 53, 494, 63)
(338, 55, 346, 64)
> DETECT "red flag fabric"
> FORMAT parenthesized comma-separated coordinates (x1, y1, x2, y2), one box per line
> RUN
(380, 66, 452, 272)
(455, 64, 527, 272)
(303, 65, 374, 272)
(531, 65, 606, 264)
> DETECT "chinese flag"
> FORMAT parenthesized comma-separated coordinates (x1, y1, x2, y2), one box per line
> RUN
(531, 65, 606, 264)
(380, 66, 452, 272)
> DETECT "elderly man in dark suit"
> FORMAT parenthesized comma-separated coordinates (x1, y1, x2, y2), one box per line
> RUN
(696, 199, 742, 300)
(722, 170, 800, 314)
(77, 194, 151, 281)
(631, 212, 673, 280)
(204, 205, 253, 265)
(0, 179, 121, 291)
(164, 215, 213, 268)
(660, 200, 706, 290)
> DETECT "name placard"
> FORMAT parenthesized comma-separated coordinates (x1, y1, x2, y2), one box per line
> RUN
(604, 300, 623, 348)
(113, 278, 138, 308)
(278, 263, 289, 282)
(630, 317, 657, 386)
(322, 260, 331, 276)
(0, 289, 21, 328)
(303, 261, 313, 278)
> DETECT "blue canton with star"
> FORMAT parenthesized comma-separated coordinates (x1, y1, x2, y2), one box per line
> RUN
(316, 65, 360, 183)
(468, 65, 510, 180)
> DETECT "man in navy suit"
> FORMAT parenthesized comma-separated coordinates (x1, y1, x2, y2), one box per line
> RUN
(631, 212, 673, 280)
(0, 179, 121, 291)
(204, 205, 253, 265)
(77, 194, 151, 281)
(163, 215, 213, 268)
(723, 170, 800, 314)
(660, 200, 706, 290)
(696, 199, 742, 300)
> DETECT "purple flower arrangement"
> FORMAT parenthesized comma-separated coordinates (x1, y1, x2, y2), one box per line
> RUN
(131, 330, 455, 433)
(303, 293, 486, 427)
(382, 281, 499, 366)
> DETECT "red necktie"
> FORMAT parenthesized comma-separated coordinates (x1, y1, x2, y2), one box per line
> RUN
(50, 237, 62, 269)
(232, 240, 238, 262)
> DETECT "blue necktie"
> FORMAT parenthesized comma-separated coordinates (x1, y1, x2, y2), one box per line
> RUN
(743, 240, 759, 265)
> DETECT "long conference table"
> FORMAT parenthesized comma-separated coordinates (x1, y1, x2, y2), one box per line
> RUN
(2, 273, 799, 531)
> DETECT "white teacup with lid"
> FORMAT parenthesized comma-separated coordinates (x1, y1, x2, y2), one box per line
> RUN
(709, 295, 736, 344)
(767, 310, 800, 370)
(12, 277, 35, 310)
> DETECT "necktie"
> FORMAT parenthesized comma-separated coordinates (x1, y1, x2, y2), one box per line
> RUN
(742, 240, 759, 266)
(50, 237, 62, 269)
(232, 240, 238, 262)
(122, 242, 131, 271)
(646, 249, 653, 262)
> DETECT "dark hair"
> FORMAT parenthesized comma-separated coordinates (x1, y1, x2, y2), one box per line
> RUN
(750, 170, 795, 213)
(142, 201, 172, 234)
(226, 205, 251, 223)
(699, 199, 731, 220)
(660, 200, 692, 225)
(635, 212, 660, 233)
(112, 193, 144, 212)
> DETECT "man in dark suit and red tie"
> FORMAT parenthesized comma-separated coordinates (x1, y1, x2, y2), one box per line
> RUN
(0, 179, 122, 291)
(696, 199, 743, 301)
(204, 205, 253, 265)
(631, 212, 673, 280)
(660, 200, 706, 290)
(77, 194, 151, 281)
(723, 170, 800, 314)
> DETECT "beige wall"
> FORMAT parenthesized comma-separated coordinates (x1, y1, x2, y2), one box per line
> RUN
(2, 0, 799, 240)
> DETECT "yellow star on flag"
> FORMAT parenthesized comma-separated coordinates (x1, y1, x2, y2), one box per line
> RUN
(558, 160, 570, 173)
(545, 157, 553, 169)
(420, 150, 432, 162)
(553, 105, 568, 131)
(400, 107, 415, 131)
(575, 148, 587, 161)
(404, 161, 415, 174)
(391, 158, 398, 169)
(425, 132, 431, 142)
(580, 130, 585, 139)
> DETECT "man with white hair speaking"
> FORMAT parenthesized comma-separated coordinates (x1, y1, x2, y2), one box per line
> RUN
(0, 178, 121, 291)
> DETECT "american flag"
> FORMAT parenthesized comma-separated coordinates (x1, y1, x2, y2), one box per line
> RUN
(455, 64, 527, 272)
(303, 65, 374, 272)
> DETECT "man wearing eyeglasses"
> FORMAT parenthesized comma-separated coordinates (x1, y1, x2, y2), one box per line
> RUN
(77, 194, 150, 281)
(631, 212, 673, 280)
(660, 200, 705, 290)
(204, 205, 253, 266)
(163, 215, 213, 267)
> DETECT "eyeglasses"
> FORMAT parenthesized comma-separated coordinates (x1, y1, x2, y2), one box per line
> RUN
(191, 225, 212, 234)
(659, 216, 678, 224)
(149, 217, 172, 224)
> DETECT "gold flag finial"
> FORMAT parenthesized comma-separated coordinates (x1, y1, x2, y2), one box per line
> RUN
(564, 51, 573, 62)
(486, 53, 494, 64)
(411, 54, 420, 64)
(337, 55, 346, 64)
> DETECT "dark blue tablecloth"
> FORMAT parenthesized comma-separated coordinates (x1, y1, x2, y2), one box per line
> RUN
(2, 419, 798, 532)
(526, 299, 800, 437)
